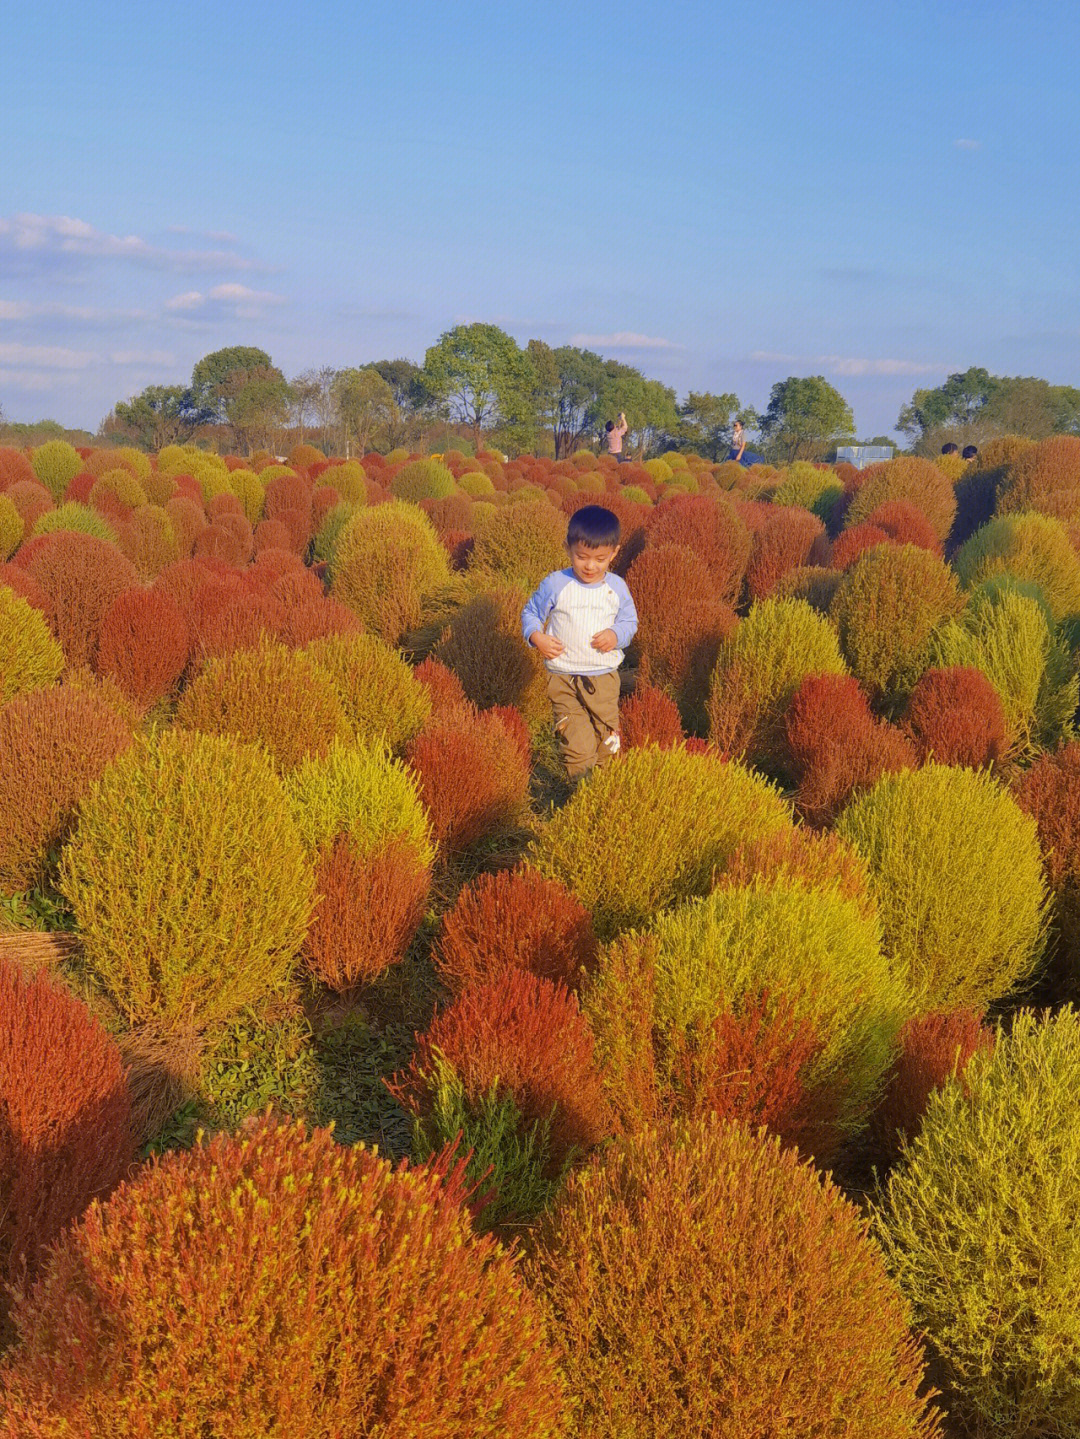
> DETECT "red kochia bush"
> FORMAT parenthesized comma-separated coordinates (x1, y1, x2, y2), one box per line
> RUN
(304, 835, 430, 993)
(395, 969, 610, 1166)
(263, 472, 313, 525)
(0, 1116, 564, 1436)
(620, 680, 685, 749)
(407, 708, 530, 853)
(1014, 743, 1080, 983)
(24, 531, 139, 670)
(4, 481, 53, 532)
(745, 506, 826, 599)
(414, 656, 470, 717)
(831, 522, 891, 571)
(0, 686, 134, 892)
(253, 517, 292, 554)
(866, 499, 942, 555)
(0, 447, 36, 490)
(437, 867, 599, 994)
(626, 542, 738, 728)
(192, 521, 246, 567)
(0, 960, 133, 1343)
(903, 666, 1006, 768)
(191, 590, 287, 661)
(869, 1008, 994, 1166)
(647, 494, 750, 605)
(782, 673, 915, 826)
(95, 587, 189, 706)
(0, 563, 55, 630)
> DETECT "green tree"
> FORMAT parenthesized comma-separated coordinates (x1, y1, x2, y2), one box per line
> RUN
(104, 385, 192, 450)
(422, 324, 536, 452)
(332, 367, 394, 457)
(371, 358, 434, 450)
(760, 376, 855, 463)
(223, 368, 292, 454)
(898, 369, 1080, 452)
(190, 346, 277, 425)
(593, 361, 680, 459)
(525, 339, 560, 454)
(545, 347, 607, 458)
(679, 392, 756, 460)
(292, 366, 339, 452)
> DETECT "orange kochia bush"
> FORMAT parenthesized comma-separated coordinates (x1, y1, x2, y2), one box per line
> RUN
(745, 506, 825, 600)
(647, 494, 750, 605)
(781, 673, 915, 826)
(407, 707, 530, 852)
(0, 1116, 565, 1437)
(22, 531, 139, 670)
(0, 959, 133, 1343)
(437, 867, 599, 994)
(393, 967, 610, 1170)
(1014, 742, 1080, 984)
(95, 587, 189, 705)
(619, 680, 685, 749)
(902, 666, 1006, 768)
(0, 685, 134, 892)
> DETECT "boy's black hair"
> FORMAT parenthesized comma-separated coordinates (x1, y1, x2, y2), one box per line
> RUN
(941, 442, 960, 454)
(567, 505, 620, 549)
(605, 419, 615, 432)
(962, 444, 978, 459)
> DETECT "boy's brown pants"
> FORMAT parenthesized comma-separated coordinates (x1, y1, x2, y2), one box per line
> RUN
(547, 671, 621, 779)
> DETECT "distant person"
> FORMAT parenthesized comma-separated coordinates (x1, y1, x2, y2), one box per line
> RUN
(730, 420, 747, 463)
(521, 505, 637, 781)
(941, 442, 960, 455)
(962, 444, 978, 461)
(605, 411, 629, 461)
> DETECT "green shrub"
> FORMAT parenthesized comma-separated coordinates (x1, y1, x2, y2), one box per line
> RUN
(645, 457, 674, 483)
(59, 731, 314, 1032)
(645, 882, 908, 1135)
(532, 745, 792, 939)
(837, 764, 1048, 1010)
(328, 459, 368, 503)
(0, 494, 25, 559)
(311, 499, 360, 573)
(224, 467, 265, 524)
(306, 632, 431, 752)
(467, 501, 566, 591)
(954, 512, 1080, 622)
(707, 597, 847, 765)
(877, 1008, 1080, 1437)
(29, 440, 82, 502)
(620, 483, 652, 505)
(0, 586, 65, 703)
(89, 467, 147, 509)
(284, 737, 435, 867)
(434, 585, 549, 731)
(772, 461, 844, 521)
(459, 470, 496, 498)
(176, 642, 350, 772)
(389, 457, 458, 503)
(830, 544, 962, 704)
(844, 456, 956, 541)
(333, 500, 451, 644)
(930, 579, 1077, 757)
(31, 502, 118, 546)
(533, 1117, 941, 1439)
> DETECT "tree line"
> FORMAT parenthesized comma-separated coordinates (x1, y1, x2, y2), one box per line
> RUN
(93, 327, 1080, 461)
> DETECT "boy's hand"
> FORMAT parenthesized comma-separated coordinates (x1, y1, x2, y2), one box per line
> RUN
(531, 632, 565, 660)
(591, 628, 619, 653)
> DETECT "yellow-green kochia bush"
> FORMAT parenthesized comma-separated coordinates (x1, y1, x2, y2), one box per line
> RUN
(531, 745, 792, 939)
(333, 500, 451, 644)
(645, 882, 909, 1136)
(837, 764, 1048, 1011)
(0, 586, 65, 704)
(59, 731, 315, 1032)
(829, 544, 963, 705)
(29, 439, 82, 502)
(305, 632, 431, 752)
(954, 512, 1080, 622)
(0, 494, 24, 559)
(707, 597, 848, 766)
(388, 457, 458, 503)
(32, 502, 118, 546)
(876, 1008, 1080, 1438)
(929, 580, 1077, 758)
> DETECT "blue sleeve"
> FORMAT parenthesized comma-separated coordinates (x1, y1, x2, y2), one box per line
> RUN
(608, 574, 638, 648)
(522, 572, 561, 642)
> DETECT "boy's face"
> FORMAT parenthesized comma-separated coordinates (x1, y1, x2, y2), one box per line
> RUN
(567, 540, 619, 584)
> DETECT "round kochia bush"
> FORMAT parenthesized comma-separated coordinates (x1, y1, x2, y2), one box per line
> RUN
(332, 499, 451, 644)
(877, 1009, 1080, 1438)
(306, 631, 431, 752)
(532, 1117, 941, 1439)
(954, 511, 1080, 622)
(837, 764, 1048, 1011)
(532, 745, 792, 939)
(0, 585, 64, 703)
(644, 882, 908, 1141)
(0, 960, 133, 1344)
(844, 455, 956, 542)
(0, 1116, 566, 1438)
(59, 731, 315, 1033)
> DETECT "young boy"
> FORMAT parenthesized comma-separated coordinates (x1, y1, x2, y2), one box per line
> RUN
(521, 505, 638, 780)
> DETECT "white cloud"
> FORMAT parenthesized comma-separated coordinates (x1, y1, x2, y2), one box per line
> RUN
(749, 350, 946, 377)
(165, 283, 286, 319)
(0, 214, 268, 273)
(954, 138, 981, 151)
(570, 331, 678, 351)
(0, 341, 96, 369)
(0, 299, 148, 323)
(0, 367, 60, 393)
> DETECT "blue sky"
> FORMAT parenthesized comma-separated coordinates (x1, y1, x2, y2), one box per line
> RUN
(2, 0, 1077, 438)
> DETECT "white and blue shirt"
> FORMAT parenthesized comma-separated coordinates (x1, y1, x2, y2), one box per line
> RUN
(521, 568, 638, 676)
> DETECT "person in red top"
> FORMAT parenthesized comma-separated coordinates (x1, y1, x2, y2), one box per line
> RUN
(604, 411, 628, 461)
